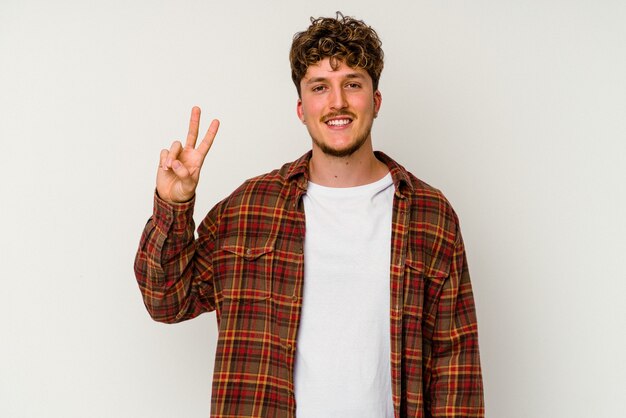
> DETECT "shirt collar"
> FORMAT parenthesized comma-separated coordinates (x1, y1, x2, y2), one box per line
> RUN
(284, 151, 312, 191)
(374, 151, 415, 198)
(283, 150, 414, 197)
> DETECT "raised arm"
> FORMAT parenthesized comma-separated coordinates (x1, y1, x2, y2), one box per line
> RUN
(134, 107, 220, 323)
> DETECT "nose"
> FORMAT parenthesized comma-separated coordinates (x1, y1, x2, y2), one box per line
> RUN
(329, 88, 348, 110)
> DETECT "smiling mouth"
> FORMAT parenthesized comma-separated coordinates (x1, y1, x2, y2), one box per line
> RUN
(326, 118, 352, 127)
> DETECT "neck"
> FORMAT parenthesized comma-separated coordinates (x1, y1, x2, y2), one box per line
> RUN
(308, 143, 389, 188)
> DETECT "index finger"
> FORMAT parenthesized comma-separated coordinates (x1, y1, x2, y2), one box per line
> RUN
(185, 106, 201, 149)
(196, 119, 220, 159)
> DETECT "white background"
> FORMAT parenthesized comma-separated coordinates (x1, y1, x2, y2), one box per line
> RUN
(1, 0, 625, 417)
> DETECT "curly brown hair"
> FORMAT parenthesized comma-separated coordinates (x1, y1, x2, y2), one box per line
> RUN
(289, 13, 384, 97)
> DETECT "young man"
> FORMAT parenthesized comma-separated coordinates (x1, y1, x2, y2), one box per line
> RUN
(135, 14, 484, 418)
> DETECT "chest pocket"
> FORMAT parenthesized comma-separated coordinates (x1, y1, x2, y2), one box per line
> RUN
(403, 259, 449, 321)
(215, 235, 276, 301)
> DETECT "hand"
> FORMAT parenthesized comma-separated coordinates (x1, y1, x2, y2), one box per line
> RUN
(157, 106, 220, 203)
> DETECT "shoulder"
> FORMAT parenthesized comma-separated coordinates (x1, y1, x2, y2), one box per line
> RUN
(230, 168, 286, 198)
(407, 173, 459, 226)
(228, 153, 308, 202)
(377, 151, 462, 265)
(209, 153, 309, 216)
(377, 151, 459, 226)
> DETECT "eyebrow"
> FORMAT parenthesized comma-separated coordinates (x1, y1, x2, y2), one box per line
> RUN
(305, 73, 365, 85)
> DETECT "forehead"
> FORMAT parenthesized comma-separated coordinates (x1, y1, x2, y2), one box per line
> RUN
(302, 58, 370, 82)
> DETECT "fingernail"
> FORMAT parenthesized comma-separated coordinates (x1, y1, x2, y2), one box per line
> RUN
(172, 161, 181, 169)
(166, 158, 172, 167)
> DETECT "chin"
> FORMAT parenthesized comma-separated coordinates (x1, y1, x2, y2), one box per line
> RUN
(316, 142, 363, 158)
(313, 134, 369, 158)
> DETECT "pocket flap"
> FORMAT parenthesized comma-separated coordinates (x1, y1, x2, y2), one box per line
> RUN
(403, 258, 450, 319)
(221, 236, 275, 261)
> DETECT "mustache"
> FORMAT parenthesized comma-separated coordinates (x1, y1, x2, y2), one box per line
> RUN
(321, 111, 357, 123)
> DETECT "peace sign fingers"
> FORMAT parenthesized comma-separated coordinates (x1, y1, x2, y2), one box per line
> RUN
(184, 106, 220, 160)
(196, 118, 220, 160)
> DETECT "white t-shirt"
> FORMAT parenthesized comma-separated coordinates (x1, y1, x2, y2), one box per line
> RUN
(294, 173, 395, 418)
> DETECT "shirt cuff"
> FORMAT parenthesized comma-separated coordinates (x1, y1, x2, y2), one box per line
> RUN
(152, 190, 196, 232)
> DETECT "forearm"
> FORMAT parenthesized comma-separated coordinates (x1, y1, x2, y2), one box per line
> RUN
(134, 193, 215, 323)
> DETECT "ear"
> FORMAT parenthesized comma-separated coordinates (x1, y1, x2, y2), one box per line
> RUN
(373, 90, 382, 118)
(297, 98, 305, 124)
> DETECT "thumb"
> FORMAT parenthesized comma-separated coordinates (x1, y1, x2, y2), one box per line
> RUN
(171, 160, 190, 179)
(171, 160, 198, 199)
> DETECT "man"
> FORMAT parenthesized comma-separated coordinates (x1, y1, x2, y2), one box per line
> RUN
(135, 13, 484, 418)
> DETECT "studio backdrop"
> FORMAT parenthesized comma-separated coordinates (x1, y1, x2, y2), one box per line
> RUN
(1, 1, 625, 417)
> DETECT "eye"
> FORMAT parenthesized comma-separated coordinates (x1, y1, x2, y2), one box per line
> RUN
(346, 82, 361, 89)
(311, 85, 327, 93)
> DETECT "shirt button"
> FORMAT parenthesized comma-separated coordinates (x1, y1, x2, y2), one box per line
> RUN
(292, 295, 298, 302)
(245, 248, 252, 256)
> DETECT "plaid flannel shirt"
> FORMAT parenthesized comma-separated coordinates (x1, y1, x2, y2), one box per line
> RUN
(134, 151, 484, 417)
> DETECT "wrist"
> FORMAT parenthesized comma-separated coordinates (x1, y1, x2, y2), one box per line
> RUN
(155, 189, 195, 205)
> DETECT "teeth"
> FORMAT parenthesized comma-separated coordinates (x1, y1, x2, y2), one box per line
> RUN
(326, 119, 351, 126)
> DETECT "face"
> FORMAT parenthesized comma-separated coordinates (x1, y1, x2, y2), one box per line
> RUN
(297, 58, 382, 158)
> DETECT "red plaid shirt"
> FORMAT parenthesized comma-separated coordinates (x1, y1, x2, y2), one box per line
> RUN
(134, 151, 484, 417)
